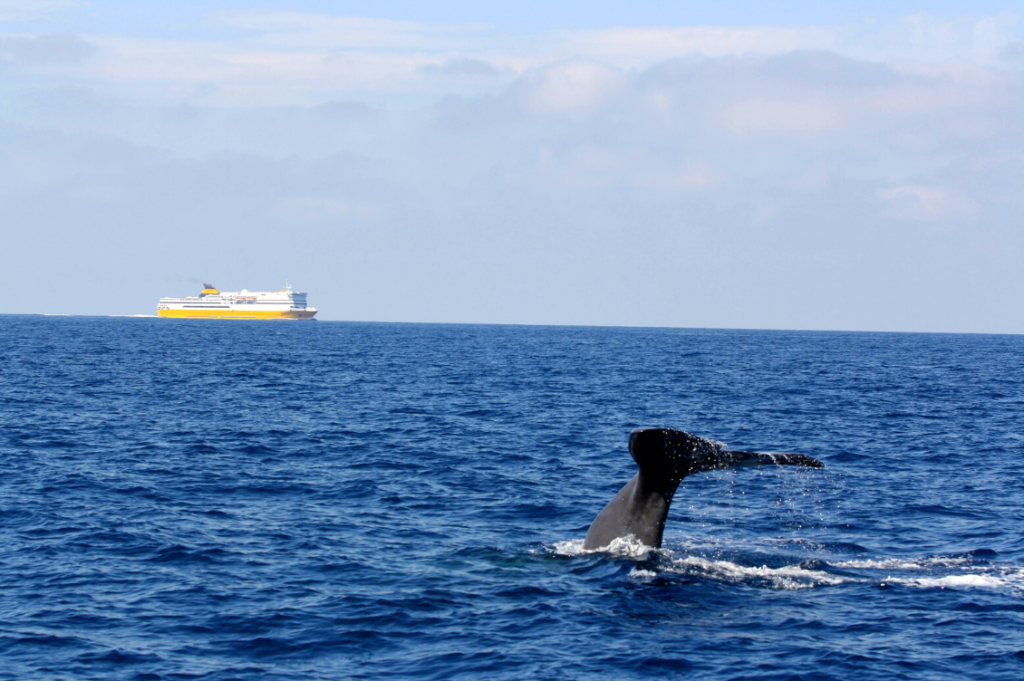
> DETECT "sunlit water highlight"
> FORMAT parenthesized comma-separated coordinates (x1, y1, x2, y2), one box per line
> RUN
(1, 317, 1022, 679)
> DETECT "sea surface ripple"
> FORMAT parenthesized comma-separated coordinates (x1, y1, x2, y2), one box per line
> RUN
(1, 317, 1023, 680)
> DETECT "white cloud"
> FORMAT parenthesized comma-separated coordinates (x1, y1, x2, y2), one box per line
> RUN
(1001, 40, 1024, 62)
(0, 0, 82, 22)
(193, 12, 1022, 68)
(721, 97, 842, 135)
(531, 142, 722, 190)
(561, 25, 836, 64)
(66, 35, 438, 105)
(208, 11, 491, 51)
(515, 60, 622, 113)
(2, 11, 1018, 107)
(276, 196, 380, 222)
(420, 58, 502, 78)
(838, 11, 1023, 65)
(879, 185, 981, 221)
(563, 15, 1019, 66)
(0, 33, 96, 66)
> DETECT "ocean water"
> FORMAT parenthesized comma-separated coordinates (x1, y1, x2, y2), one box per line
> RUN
(1, 316, 1023, 680)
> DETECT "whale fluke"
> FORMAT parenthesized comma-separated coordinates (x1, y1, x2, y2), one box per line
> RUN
(583, 428, 823, 550)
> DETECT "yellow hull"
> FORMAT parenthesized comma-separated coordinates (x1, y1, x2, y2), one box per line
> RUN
(157, 309, 317, 320)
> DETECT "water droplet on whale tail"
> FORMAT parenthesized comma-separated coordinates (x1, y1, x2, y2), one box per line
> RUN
(714, 450, 825, 470)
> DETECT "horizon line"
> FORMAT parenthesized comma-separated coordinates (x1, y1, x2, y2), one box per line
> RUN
(1, 313, 1020, 337)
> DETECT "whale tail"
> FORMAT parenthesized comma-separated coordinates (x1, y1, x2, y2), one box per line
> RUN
(628, 428, 822, 490)
(583, 428, 823, 550)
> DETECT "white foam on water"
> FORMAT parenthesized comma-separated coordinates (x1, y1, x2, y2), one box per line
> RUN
(891, 574, 1006, 589)
(545, 539, 1022, 593)
(819, 555, 1024, 592)
(550, 535, 654, 559)
(834, 559, 923, 569)
(663, 555, 855, 590)
(548, 539, 586, 556)
(833, 555, 971, 570)
(887, 567, 1024, 592)
(546, 538, 850, 588)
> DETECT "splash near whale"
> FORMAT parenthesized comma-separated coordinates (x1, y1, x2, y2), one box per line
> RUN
(583, 428, 824, 550)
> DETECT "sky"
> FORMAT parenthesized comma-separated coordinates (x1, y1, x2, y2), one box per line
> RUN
(1, 1, 1023, 331)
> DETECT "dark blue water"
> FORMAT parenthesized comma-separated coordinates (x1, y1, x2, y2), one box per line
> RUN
(2, 316, 1023, 680)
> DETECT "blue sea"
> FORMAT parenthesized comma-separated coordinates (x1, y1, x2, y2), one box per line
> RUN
(2, 316, 1023, 680)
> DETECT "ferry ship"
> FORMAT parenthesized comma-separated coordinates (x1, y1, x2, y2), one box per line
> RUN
(157, 283, 317, 320)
